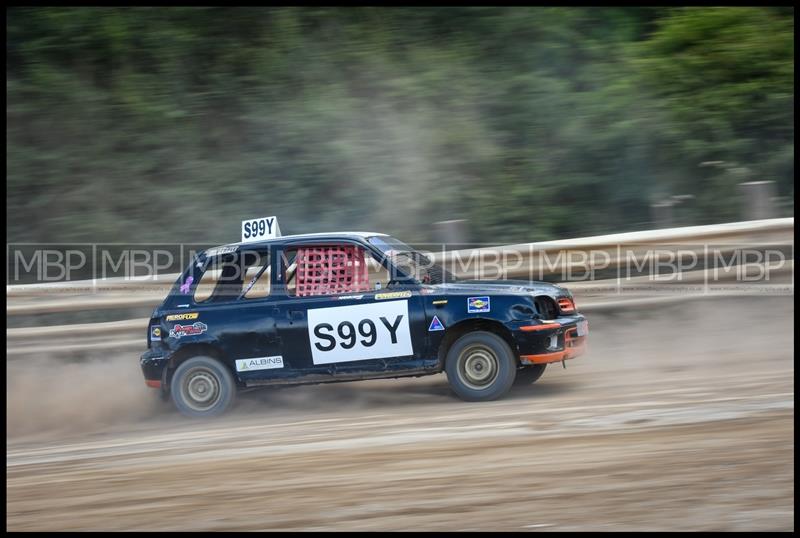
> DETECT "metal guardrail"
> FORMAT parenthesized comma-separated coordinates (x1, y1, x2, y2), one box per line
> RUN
(5, 285, 792, 356)
(7, 218, 794, 311)
(6, 219, 794, 356)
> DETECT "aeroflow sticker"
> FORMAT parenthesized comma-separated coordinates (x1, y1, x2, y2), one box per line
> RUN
(236, 356, 284, 371)
(467, 296, 490, 313)
(166, 312, 199, 321)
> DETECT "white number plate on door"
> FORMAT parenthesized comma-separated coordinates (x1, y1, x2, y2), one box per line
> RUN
(307, 300, 413, 365)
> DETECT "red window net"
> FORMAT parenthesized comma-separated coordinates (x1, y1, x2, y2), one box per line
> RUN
(295, 246, 371, 296)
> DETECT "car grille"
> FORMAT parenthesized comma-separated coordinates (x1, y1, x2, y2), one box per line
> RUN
(534, 296, 558, 319)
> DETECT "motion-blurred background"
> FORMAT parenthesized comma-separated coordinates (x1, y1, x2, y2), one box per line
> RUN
(6, 7, 794, 244)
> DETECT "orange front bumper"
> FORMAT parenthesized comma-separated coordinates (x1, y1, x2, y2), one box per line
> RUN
(519, 328, 587, 365)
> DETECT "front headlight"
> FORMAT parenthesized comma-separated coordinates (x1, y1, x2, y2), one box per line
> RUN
(557, 297, 576, 314)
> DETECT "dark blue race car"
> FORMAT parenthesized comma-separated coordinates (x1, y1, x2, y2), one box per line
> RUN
(141, 228, 588, 417)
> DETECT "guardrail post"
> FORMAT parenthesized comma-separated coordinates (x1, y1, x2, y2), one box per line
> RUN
(739, 181, 777, 221)
(650, 201, 674, 228)
(433, 219, 468, 250)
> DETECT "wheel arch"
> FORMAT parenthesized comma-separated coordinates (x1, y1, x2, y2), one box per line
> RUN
(436, 318, 519, 370)
(164, 343, 237, 390)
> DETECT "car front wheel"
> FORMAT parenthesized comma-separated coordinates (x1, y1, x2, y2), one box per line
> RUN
(445, 331, 517, 402)
(170, 356, 236, 418)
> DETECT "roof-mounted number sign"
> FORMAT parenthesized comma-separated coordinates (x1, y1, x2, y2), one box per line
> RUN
(241, 216, 281, 243)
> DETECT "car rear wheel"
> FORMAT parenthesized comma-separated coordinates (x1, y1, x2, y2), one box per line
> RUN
(445, 331, 516, 402)
(170, 356, 236, 418)
(514, 364, 547, 385)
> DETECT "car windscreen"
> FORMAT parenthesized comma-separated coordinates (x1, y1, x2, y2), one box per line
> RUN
(367, 236, 456, 285)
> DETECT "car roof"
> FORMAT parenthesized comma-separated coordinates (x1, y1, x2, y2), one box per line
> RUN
(205, 231, 389, 253)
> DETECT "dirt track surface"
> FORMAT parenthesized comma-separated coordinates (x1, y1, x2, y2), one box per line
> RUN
(6, 296, 794, 531)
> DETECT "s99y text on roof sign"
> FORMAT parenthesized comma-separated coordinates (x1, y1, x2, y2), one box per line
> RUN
(241, 216, 281, 243)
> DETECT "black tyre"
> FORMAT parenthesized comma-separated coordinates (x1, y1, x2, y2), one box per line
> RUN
(445, 331, 517, 402)
(170, 356, 236, 418)
(514, 364, 547, 386)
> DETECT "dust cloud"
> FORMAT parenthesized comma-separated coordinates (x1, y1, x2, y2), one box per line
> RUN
(6, 353, 165, 439)
(6, 295, 793, 440)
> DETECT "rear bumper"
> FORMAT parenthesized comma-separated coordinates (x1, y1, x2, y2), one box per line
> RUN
(512, 315, 588, 365)
(140, 349, 169, 389)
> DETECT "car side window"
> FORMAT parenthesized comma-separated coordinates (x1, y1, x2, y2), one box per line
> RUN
(281, 244, 387, 297)
(194, 249, 271, 303)
(366, 254, 390, 290)
(283, 251, 298, 296)
(193, 267, 221, 303)
(242, 261, 271, 299)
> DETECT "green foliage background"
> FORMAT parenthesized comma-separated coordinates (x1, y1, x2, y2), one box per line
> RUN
(6, 7, 794, 244)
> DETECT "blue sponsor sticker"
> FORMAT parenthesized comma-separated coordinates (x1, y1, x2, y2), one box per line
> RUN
(150, 326, 162, 341)
(467, 296, 490, 313)
(428, 315, 445, 331)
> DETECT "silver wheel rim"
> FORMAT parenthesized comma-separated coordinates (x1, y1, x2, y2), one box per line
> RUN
(181, 367, 221, 412)
(457, 344, 499, 390)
